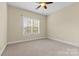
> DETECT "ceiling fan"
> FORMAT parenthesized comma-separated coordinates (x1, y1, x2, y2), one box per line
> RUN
(36, 2, 53, 9)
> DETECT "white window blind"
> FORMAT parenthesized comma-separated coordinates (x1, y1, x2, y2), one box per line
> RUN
(23, 16, 40, 35)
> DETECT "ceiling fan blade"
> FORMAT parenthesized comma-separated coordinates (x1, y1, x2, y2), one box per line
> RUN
(36, 5, 41, 9)
(45, 2, 53, 4)
(44, 5, 47, 9)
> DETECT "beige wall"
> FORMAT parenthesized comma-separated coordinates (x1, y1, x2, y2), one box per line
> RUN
(7, 5, 46, 43)
(0, 3, 7, 55)
(47, 3, 79, 47)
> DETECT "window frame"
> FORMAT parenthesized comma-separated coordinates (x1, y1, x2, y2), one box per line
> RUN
(22, 16, 40, 36)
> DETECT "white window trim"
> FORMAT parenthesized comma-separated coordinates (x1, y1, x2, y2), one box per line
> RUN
(22, 16, 40, 36)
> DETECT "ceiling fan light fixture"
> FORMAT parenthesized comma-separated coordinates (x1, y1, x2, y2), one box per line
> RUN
(40, 2, 46, 7)
(36, 2, 53, 9)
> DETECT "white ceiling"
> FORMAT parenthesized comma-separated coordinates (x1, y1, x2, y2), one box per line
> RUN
(7, 2, 74, 15)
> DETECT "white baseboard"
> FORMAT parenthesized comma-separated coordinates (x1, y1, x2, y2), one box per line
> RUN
(8, 37, 46, 45)
(48, 36, 79, 47)
(0, 44, 7, 56)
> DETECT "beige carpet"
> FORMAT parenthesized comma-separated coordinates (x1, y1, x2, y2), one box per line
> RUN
(2, 39, 79, 56)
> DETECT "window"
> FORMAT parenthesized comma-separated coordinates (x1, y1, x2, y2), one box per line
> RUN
(23, 16, 40, 35)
